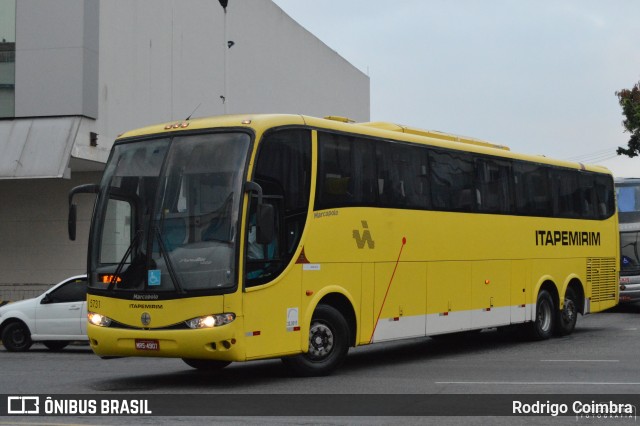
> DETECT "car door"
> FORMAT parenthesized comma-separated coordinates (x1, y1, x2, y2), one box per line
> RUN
(34, 277, 88, 338)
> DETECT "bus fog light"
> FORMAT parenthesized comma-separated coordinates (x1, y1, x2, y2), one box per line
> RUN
(185, 313, 236, 329)
(88, 312, 112, 327)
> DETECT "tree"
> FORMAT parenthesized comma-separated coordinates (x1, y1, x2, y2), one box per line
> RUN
(616, 81, 640, 158)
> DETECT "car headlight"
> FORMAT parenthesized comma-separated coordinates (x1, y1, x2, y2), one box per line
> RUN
(88, 312, 112, 327)
(185, 313, 235, 329)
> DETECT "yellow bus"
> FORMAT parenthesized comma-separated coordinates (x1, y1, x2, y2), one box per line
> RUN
(68, 114, 619, 376)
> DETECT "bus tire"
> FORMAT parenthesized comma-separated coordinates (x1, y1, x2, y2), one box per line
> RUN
(1, 321, 33, 352)
(555, 287, 578, 336)
(528, 290, 555, 340)
(182, 358, 231, 371)
(281, 304, 349, 377)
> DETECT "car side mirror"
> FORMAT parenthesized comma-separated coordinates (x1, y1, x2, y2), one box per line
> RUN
(41, 294, 52, 304)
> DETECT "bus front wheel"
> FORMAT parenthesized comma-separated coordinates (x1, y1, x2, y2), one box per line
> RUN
(528, 289, 555, 340)
(281, 304, 349, 377)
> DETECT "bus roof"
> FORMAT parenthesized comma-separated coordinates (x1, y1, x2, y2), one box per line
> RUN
(116, 113, 612, 176)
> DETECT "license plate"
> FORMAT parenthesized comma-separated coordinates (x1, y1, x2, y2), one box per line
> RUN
(135, 339, 159, 351)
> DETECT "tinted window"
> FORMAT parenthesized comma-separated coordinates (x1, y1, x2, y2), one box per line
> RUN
(476, 158, 514, 214)
(377, 142, 430, 209)
(248, 129, 311, 286)
(48, 278, 87, 303)
(316, 132, 376, 209)
(430, 150, 475, 212)
(514, 163, 551, 216)
(550, 169, 582, 218)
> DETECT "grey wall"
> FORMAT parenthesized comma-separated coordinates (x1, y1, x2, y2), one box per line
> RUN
(0, 172, 100, 285)
(14, 0, 99, 118)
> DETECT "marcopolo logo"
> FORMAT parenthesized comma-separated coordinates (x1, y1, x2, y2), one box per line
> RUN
(353, 220, 375, 249)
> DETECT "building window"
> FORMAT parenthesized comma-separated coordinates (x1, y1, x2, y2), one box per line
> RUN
(0, 0, 16, 118)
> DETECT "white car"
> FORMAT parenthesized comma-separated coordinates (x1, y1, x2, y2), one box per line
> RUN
(0, 275, 88, 352)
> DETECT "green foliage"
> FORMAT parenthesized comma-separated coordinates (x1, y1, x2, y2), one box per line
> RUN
(616, 81, 640, 158)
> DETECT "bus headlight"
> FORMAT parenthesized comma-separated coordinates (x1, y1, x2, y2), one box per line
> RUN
(185, 313, 236, 329)
(88, 312, 112, 327)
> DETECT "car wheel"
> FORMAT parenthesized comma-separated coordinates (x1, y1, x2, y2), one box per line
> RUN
(43, 341, 70, 351)
(182, 358, 231, 371)
(1, 321, 33, 352)
(281, 304, 350, 377)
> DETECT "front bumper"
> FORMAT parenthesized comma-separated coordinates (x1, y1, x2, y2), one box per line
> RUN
(87, 319, 245, 362)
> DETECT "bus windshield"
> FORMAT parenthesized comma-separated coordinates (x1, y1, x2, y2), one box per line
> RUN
(90, 132, 251, 293)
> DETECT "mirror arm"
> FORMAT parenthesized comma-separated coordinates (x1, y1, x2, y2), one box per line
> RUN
(244, 181, 263, 205)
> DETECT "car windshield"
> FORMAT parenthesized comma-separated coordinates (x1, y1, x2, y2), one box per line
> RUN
(90, 132, 251, 293)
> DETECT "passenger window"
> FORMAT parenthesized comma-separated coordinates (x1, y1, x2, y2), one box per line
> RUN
(376, 142, 430, 209)
(430, 150, 475, 212)
(550, 170, 581, 218)
(316, 132, 376, 209)
(514, 163, 551, 216)
(476, 158, 514, 214)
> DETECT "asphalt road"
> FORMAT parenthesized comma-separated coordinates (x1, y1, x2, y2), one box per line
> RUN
(1, 303, 639, 425)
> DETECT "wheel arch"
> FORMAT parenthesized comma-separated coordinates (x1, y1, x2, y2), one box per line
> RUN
(537, 279, 560, 313)
(563, 276, 586, 315)
(304, 286, 357, 348)
(0, 316, 31, 337)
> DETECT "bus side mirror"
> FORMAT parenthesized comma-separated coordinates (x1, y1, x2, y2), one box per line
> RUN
(256, 203, 275, 244)
(244, 181, 276, 244)
(68, 204, 77, 241)
(68, 183, 100, 241)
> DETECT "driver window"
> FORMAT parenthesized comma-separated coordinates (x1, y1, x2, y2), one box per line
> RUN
(246, 128, 311, 287)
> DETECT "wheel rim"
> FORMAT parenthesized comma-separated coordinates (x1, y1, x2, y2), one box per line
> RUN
(10, 327, 27, 347)
(537, 299, 552, 332)
(308, 321, 334, 359)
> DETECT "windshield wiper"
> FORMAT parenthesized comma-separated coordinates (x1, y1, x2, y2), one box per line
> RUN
(153, 225, 185, 294)
(108, 229, 143, 291)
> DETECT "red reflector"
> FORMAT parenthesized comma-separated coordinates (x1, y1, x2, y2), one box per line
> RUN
(293, 326, 300, 331)
(253, 331, 261, 336)
(393, 317, 400, 322)
(484, 308, 491, 312)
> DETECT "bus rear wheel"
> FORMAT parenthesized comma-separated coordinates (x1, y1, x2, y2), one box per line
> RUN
(555, 287, 578, 336)
(281, 304, 349, 377)
(528, 289, 555, 340)
(182, 358, 231, 371)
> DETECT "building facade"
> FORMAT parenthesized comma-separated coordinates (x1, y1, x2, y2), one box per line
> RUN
(0, 0, 369, 289)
